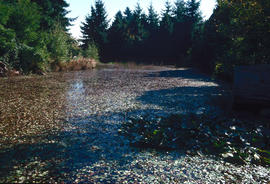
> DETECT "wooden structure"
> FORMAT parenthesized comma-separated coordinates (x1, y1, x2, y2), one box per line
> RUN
(233, 65, 270, 108)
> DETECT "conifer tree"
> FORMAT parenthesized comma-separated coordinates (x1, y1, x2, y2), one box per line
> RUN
(31, 0, 73, 30)
(130, 3, 147, 42)
(146, 3, 159, 34)
(81, 0, 109, 56)
(107, 11, 125, 59)
(158, 1, 174, 60)
(160, 1, 174, 35)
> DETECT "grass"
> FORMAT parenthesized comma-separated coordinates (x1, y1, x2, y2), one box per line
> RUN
(53, 57, 97, 72)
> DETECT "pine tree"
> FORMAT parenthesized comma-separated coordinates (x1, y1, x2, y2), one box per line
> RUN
(158, 1, 174, 60)
(122, 7, 133, 43)
(172, 0, 189, 58)
(160, 1, 174, 35)
(146, 3, 159, 34)
(107, 11, 125, 59)
(186, 0, 202, 25)
(7, 0, 41, 45)
(174, 0, 187, 22)
(130, 3, 147, 42)
(109, 11, 125, 44)
(31, 0, 73, 30)
(123, 7, 132, 24)
(81, 0, 109, 55)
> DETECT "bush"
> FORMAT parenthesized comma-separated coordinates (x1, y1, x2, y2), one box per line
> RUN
(47, 24, 70, 65)
(18, 44, 48, 73)
(214, 62, 233, 81)
(82, 43, 99, 61)
(62, 58, 97, 71)
(68, 39, 81, 58)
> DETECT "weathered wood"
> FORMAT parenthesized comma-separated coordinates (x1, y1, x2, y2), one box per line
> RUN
(233, 65, 270, 107)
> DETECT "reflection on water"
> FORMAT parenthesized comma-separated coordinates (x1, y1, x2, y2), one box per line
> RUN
(0, 67, 236, 183)
(66, 78, 94, 122)
(67, 80, 85, 100)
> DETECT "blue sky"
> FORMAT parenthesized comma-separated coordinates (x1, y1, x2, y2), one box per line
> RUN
(66, 0, 217, 39)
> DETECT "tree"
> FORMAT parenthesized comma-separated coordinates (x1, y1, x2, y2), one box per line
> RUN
(0, 1, 16, 58)
(31, 0, 73, 30)
(0, 0, 76, 73)
(174, 0, 187, 22)
(160, 1, 174, 35)
(192, 0, 270, 80)
(107, 11, 125, 59)
(146, 3, 159, 34)
(186, 0, 202, 24)
(171, 0, 188, 60)
(130, 3, 147, 42)
(158, 1, 174, 61)
(7, 0, 41, 46)
(81, 0, 109, 58)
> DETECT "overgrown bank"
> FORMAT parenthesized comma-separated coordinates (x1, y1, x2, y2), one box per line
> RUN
(0, 0, 99, 76)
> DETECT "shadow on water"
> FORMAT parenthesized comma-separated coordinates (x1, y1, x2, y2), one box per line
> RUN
(0, 112, 140, 182)
(0, 67, 233, 182)
(146, 68, 211, 80)
(136, 87, 232, 115)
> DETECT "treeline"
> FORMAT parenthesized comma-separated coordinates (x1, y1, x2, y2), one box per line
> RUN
(1, 0, 269, 78)
(0, 0, 97, 74)
(81, 0, 202, 64)
(81, 0, 270, 80)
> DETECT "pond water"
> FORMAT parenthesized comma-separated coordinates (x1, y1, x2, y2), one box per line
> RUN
(0, 66, 268, 183)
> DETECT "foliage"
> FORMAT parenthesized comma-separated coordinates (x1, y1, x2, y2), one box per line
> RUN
(0, 0, 85, 74)
(17, 44, 48, 73)
(193, 0, 270, 79)
(80, 0, 202, 64)
(81, 0, 108, 58)
(47, 24, 70, 64)
(121, 113, 270, 166)
(31, 0, 73, 30)
(82, 43, 99, 61)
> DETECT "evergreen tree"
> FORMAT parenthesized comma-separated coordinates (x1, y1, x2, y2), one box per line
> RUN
(81, 0, 109, 57)
(159, 1, 174, 61)
(130, 3, 147, 42)
(7, 0, 41, 45)
(123, 7, 133, 24)
(160, 1, 174, 35)
(174, 0, 187, 22)
(172, 0, 189, 59)
(108, 11, 125, 44)
(186, 0, 202, 24)
(146, 3, 159, 34)
(31, 0, 73, 30)
(107, 11, 125, 59)
(0, 0, 77, 73)
(122, 7, 133, 42)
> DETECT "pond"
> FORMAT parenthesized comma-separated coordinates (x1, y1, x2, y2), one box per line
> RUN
(0, 65, 269, 183)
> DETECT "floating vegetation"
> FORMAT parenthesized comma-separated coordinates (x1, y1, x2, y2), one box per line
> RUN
(121, 113, 270, 166)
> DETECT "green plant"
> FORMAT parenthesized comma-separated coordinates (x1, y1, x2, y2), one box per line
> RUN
(18, 44, 48, 73)
(47, 24, 70, 64)
(82, 43, 99, 61)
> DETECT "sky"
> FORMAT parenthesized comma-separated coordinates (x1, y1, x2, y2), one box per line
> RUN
(66, 0, 217, 39)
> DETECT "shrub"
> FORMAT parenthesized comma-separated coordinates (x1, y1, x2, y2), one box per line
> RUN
(47, 24, 70, 65)
(18, 44, 48, 73)
(57, 57, 97, 71)
(82, 43, 99, 61)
